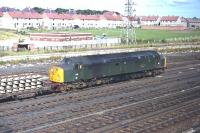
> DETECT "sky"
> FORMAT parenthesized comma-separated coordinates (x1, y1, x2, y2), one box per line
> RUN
(0, 0, 200, 17)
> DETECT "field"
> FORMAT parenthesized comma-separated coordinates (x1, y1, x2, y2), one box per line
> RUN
(0, 30, 18, 40)
(0, 29, 27, 40)
(70, 28, 200, 40)
(1, 28, 200, 42)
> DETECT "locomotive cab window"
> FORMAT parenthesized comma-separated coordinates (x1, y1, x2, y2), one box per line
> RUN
(74, 64, 82, 70)
(74, 64, 79, 70)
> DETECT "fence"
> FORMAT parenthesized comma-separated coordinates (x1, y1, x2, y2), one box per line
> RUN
(1, 37, 200, 52)
(0, 38, 122, 51)
(32, 38, 122, 51)
(0, 39, 121, 52)
(0, 40, 16, 51)
(0, 46, 10, 51)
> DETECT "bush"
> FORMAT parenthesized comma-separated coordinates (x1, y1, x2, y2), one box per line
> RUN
(16, 30, 27, 35)
(161, 39, 167, 43)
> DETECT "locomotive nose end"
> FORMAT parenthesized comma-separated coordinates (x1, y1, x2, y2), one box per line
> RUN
(49, 66, 64, 83)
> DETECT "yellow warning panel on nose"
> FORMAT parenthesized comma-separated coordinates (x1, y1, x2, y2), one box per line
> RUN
(49, 66, 64, 83)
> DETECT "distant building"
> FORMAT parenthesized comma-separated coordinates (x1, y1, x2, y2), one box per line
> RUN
(0, 10, 196, 30)
(73, 15, 100, 28)
(160, 16, 187, 27)
(43, 13, 73, 29)
(186, 18, 200, 29)
(127, 16, 140, 27)
(140, 16, 160, 26)
(0, 11, 43, 29)
(0, 12, 15, 29)
(101, 12, 123, 28)
(0, 12, 3, 28)
(0, 11, 125, 29)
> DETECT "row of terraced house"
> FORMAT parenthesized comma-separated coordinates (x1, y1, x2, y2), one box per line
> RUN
(0, 11, 199, 30)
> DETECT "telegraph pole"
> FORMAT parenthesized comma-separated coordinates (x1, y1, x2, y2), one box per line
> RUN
(124, 0, 137, 45)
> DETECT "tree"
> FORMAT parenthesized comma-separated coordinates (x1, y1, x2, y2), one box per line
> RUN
(33, 7, 45, 14)
(55, 8, 68, 14)
(76, 9, 107, 15)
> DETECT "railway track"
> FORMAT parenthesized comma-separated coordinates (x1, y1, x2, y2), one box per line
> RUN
(0, 60, 199, 118)
(0, 62, 199, 132)
(1, 73, 199, 120)
(1, 61, 199, 112)
(102, 98, 200, 133)
(0, 58, 199, 102)
(17, 85, 200, 133)
(0, 54, 199, 133)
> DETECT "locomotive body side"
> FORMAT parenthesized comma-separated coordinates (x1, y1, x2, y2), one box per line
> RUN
(49, 51, 166, 84)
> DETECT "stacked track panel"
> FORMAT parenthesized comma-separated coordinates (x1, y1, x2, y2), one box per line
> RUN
(0, 73, 45, 95)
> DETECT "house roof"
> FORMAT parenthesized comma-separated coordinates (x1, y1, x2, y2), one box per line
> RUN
(141, 16, 159, 21)
(8, 11, 43, 19)
(74, 15, 100, 20)
(187, 18, 200, 23)
(128, 16, 138, 21)
(45, 13, 73, 20)
(103, 12, 123, 21)
(161, 16, 179, 21)
(180, 17, 187, 22)
(0, 12, 3, 17)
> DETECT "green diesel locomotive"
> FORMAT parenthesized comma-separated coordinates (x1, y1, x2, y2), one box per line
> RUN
(49, 50, 166, 90)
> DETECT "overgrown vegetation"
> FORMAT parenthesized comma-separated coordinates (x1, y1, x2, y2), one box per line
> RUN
(0, 56, 62, 65)
(0, 30, 18, 40)
(1, 47, 200, 66)
(0, 28, 28, 40)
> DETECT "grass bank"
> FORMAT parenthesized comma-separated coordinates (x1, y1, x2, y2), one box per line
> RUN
(3, 28, 200, 42)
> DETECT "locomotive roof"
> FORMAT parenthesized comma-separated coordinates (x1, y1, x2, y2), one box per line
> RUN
(62, 50, 160, 65)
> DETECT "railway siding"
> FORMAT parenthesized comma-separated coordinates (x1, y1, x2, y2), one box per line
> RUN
(0, 53, 199, 133)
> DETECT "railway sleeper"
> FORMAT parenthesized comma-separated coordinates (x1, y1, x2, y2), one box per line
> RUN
(139, 109, 200, 132)
(0, 69, 163, 101)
